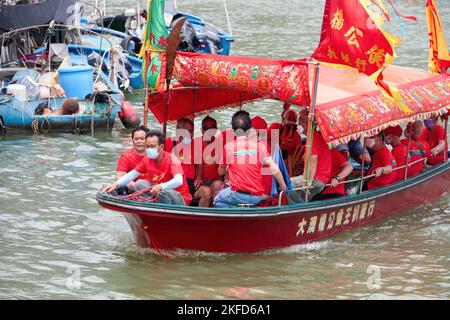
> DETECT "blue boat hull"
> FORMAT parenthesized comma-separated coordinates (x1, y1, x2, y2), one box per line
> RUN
(0, 96, 122, 133)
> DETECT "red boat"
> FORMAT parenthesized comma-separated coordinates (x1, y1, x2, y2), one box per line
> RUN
(97, 56, 450, 253)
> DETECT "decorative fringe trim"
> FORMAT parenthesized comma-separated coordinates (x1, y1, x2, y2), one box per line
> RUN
(326, 105, 449, 149)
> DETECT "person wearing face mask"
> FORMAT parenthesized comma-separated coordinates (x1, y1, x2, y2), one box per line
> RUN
(286, 109, 331, 203)
(192, 116, 224, 207)
(420, 116, 447, 165)
(165, 117, 196, 196)
(384, 125, 409, 181)
(363, 132, 397, 190)
(102, 130, 192, 206)
(401, 121, 430, 177)
(267, 106, 304, 176)
(115, 125, 150, 195)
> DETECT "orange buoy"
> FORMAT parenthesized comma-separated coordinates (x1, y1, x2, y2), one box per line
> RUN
(119, 100, 140, 129)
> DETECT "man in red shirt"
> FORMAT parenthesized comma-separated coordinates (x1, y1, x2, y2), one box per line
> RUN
(421, 116, 447, 165)
(314, 145, 353, 200)
(267, 108, 303, 177)
(213, 111, 287, 208)
(192, 116, 224, 207)
(384, 125, 409, 181)
(401, 121, 430, 177)
(287, 109, 331, 203)
(115, 125, 149, 194)
(165, 118, 196, 196)
(102, 130, 192, 205)
(364, 132, 397, 190)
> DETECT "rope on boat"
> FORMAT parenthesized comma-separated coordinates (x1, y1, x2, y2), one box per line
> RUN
(31, 115, 51, 135)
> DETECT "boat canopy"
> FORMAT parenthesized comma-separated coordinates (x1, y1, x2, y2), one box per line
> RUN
(147, 51, 449, 147)
(315, 64, 450, 147)
(146, 51, 310, 121)
(0, 0, 75, 33)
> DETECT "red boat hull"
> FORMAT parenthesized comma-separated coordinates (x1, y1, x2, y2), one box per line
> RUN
(98, 163, 450, 253)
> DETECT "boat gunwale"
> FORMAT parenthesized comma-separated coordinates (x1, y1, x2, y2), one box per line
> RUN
(97, 157, 450, 218)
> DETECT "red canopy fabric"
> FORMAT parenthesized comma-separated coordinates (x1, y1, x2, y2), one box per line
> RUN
(314, 64, 450, 147)
(147, 84, 261, 123)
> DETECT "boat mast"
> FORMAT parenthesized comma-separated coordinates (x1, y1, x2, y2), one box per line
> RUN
(223, 0, 233, 36)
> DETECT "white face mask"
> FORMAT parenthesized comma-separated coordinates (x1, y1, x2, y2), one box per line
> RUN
(384, 135, 393, 145)
(365, 138, 376, 149)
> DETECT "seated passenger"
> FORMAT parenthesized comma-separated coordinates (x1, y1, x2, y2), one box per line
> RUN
(287, 109, 331, 203)
(363, 132, 397, 190)
(267, 106, 303, 176)
(420, 115, 447, 165)
(213, 111, 287, 208)
(402, 121, 430, 177)
(193, 116, 224, 207)
(165, 117, 196, 196)
(314, 145, 353, 200)
(384, 125, 409, 181)
(115, 125, 150, 195)
(348, 139, 372, 165)
(102, 130, 192, 206)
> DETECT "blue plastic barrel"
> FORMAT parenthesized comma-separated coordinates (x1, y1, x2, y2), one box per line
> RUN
(58, 66, 93, 99)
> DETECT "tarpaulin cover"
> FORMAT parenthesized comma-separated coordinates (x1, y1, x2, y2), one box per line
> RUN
(0, 0, 75, 32)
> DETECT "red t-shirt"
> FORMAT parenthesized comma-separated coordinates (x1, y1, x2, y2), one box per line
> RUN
(194, 136, 221, 181)
(311, 131, 331, 184)
(391, 143, 409, 181)
(366, 146, 397, 190)
(165, 138, 196, 179)
(220, 136, 270, 196)
(267, 122, 302, 156)
(421, 125, 447, 165)
(401, 138, 430, 177)
(116, 148, 146, 181)
(135, 151, 192, 205)
(321, 149, 347, 196)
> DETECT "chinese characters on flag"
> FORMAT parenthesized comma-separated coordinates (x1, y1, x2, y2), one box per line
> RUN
(311, 0, 411, 113)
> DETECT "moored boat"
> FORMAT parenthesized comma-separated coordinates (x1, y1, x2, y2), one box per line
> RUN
(0, 3, 140, 134)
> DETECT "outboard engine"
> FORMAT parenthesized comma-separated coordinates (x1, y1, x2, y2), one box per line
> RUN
(171, 14, 201, 52)
(204, 25, 222, 54)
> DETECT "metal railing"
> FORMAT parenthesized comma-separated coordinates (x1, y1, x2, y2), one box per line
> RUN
(278, 156, 428, 206)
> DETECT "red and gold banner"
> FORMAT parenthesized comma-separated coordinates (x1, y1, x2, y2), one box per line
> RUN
(172, 52, 311, 106)
(311, 0, 410, 112)
(426, 0, 450, 74)
(315, 74, 450, 147)
(149, 51, 311, 106)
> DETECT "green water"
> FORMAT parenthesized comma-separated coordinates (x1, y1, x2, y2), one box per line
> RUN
(0, 0, 449, 299)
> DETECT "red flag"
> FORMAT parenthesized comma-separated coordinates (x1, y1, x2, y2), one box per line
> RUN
(311, 0, 411, 113)
(426, 0, 450, 74)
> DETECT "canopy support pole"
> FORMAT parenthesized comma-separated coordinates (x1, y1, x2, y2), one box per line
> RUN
(445, 116, 449, 163)
(359, 137, 366, 194)
(304, 61, 320, 203)
(404, 127, 412, 180)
